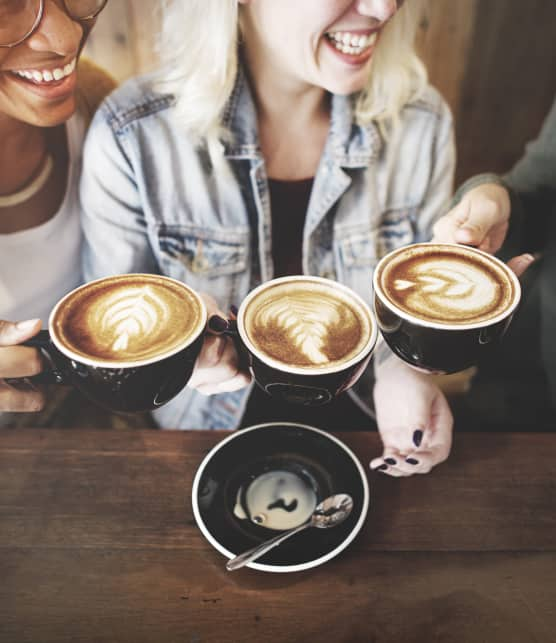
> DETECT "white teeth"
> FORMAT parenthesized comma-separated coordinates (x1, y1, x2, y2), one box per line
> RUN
(12, 57, 76, 84)
(327, 31, 377, 56)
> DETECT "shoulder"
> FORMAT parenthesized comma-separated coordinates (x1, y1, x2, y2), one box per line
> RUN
(96, 72, 176, 134)
(76, 57, 117, 125)
(403, 84, 453, 125)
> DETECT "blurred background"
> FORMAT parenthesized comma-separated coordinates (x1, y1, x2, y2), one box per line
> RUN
(84, 0, 556, 186)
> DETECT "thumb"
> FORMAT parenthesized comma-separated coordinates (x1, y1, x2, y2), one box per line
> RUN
(0, 319, 42, 346)
(452, 197, 503, 246)
(507, 253, 536, 278)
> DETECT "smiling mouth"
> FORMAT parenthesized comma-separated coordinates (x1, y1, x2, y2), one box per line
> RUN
(9, 57, 76, 85)
(325, 31, 378, 56)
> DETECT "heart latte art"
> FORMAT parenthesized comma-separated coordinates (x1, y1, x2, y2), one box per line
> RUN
(377, 245, 517, 325)
(242, 279, 373, 371)
(52, 274, 204, 364)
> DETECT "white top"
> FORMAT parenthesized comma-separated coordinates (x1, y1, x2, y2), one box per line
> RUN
(0, 113, 86, 327)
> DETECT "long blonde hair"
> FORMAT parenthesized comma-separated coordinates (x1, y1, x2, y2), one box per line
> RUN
(156, 0, 427, 155)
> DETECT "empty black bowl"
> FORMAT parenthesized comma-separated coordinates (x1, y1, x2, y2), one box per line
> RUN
(192, 422, 369, 572)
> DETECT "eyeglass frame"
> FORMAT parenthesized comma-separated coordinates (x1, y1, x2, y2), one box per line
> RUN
(0, 0, 108, 48)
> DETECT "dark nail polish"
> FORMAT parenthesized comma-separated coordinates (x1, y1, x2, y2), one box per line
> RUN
(208, 315, 229, 333)
(406, 458, 419, 465)
(413, 430, 423, 447)
(230, 305, 238, 317)
(377, 463, 388, 471)
(384, 457, 396, 465)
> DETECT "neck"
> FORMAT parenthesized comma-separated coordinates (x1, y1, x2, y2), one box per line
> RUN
(242, 47, 329, 130)
(0, 115, 48, 196)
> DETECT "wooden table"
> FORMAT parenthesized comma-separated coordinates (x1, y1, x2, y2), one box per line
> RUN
(1, 429, 555, 643)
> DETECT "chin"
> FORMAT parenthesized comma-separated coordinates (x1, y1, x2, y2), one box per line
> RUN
(31, 98, 77, 127)
(325, 80, 368, 97)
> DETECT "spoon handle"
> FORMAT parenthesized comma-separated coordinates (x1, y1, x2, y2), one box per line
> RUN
(226, 520, 311, 571)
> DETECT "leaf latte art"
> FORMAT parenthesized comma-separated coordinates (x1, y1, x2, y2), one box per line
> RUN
(243, 280, 372, 370)
(53, 275, 204, 364)
(93, 286, 176, 357)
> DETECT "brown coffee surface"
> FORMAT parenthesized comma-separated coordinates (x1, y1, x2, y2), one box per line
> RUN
(53, 274, 204, 363)
(243, 280, 372, 370)
(378, 245, 516, 325)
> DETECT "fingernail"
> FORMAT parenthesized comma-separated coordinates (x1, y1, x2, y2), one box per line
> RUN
(208, 315, 229, 333)
(413, 430, 423, 447)
(230, 305, 238, 317)
(384, 457, 396, 465)
(16, 319, 40, 331)
(376, 463, 388, 471)
(406, 458, 419, 465)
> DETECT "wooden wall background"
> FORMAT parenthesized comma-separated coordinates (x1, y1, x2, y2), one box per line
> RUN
(85, 0, 556, 185)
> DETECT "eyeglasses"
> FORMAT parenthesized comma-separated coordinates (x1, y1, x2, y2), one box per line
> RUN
(0, 0, 108, 48)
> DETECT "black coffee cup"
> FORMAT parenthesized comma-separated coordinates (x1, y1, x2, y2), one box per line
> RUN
(372, 242, 521, 374)
(228, 276, 378, 406)
(23, 273, 207, 413)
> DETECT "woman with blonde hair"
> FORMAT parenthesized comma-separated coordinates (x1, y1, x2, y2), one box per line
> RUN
(81, 0, 455, 476)
(0, 0, 114, 421)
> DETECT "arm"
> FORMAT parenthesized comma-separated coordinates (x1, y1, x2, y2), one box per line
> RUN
(80, 103, 159, 280)
(433, 96, 556, 253)
(372, 97, 455, 476)
(80, 102, 249, 395)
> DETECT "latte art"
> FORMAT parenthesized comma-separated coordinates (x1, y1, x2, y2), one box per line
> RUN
(52, 274, 205, 365)
(377, 245, 516, 325)
(93, 286, 175, 356)
(255, 296, 347, 365)
(242, 279, 373, 371)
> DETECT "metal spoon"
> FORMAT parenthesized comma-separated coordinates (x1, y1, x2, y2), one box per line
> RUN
(226, 493, 354, 571)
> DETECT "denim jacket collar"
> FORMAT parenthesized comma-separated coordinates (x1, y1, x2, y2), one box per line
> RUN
(222, 63, 383, 167)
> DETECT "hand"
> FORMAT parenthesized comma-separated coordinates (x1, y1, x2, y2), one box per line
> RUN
(187, 294, 251, 395)
(0, 318, 45, 412)
(371, 358, 453, 477)
(432, 183, 511, 253)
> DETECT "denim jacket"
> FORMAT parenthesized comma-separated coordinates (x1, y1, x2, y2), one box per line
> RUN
(80, 65, 455, 430)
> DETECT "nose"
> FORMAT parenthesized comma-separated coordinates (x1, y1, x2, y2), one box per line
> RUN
(355, 0, 399, 23)
(26, 0, 83, 56)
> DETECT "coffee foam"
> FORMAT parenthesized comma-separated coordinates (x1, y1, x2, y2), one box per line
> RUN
(377, 245, 516, 325)
(242, 279, 373, 371)
(52, 274, 204, 365)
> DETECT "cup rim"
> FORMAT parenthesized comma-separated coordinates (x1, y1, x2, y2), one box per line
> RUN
(236, 275, 378, 375)
(373, 242, 522, 330)
(191, 422, 370, 573)
(48, 273, 208, 368)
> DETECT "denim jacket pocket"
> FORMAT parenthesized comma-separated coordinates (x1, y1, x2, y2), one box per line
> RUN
(375, 207, 417, 257)
(334, 225, 377, 302)
(156, 224, 250, 304)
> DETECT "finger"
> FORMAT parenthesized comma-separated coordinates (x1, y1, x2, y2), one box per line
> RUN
(0, 345, 43, 378)
(507, 253, 535, 278)
(0, 379, 45, 413)
(370, 450, 412, 477)
(195, 372, 251, 395)
(0, 318, 42, 347)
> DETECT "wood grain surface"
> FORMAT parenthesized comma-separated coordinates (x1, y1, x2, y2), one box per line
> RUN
(1, 429, 555, 643)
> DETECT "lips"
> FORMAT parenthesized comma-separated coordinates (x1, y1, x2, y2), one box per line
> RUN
(323, 29, 379, 66)
(5, 64, 77, 100)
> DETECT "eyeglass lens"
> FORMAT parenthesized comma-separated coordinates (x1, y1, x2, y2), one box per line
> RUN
(0, 0, 106, 47)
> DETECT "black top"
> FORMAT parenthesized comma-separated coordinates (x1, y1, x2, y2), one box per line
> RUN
(239, 176, 375, 432)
